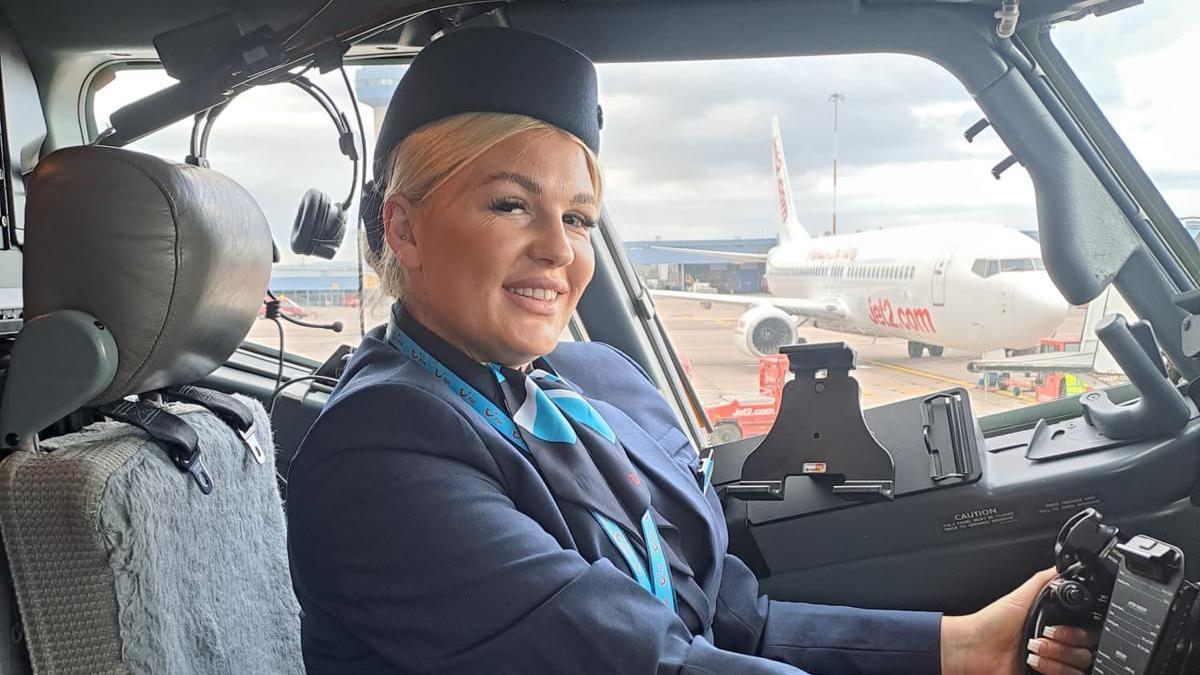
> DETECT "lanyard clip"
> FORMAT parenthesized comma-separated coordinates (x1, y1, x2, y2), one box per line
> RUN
(240, 423, 267, 465)
(697, 451, 715, 494)
(187, 454, 215, 495)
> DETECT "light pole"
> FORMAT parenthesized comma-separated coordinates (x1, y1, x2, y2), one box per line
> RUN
(828, 93, 845, 236)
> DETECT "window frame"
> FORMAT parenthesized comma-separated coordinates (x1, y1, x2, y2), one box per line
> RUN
(79, 47, 1163, 436)
(1028, 29, 1200, 289)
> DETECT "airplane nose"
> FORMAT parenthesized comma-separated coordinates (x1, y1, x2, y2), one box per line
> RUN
(1015, 276, 1070, 329)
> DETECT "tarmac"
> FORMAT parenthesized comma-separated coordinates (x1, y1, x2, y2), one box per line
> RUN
(647, 298, 1092, 417)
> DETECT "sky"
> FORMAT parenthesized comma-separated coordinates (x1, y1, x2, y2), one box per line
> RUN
(91, 0, 1200, 264)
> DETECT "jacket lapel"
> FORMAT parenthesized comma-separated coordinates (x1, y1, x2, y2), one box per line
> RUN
(585, 397, 717, 622)
(588, 398, 716, 544)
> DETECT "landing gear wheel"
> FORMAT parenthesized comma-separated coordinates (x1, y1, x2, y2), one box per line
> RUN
(1012, 386, 1022, 398)
(711, 422, 743, 445)
(907, 341, 925, 359)
(927, 345, 945, 358)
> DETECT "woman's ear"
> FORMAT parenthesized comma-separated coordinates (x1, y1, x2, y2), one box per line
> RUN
(383, 194, 421, 271)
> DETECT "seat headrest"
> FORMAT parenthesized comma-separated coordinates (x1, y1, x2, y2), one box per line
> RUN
(22, 146, 272, 404)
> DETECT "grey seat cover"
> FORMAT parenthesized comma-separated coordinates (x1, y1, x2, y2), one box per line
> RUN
(0, 400, 302, 675)
(0, 146, 298, 674)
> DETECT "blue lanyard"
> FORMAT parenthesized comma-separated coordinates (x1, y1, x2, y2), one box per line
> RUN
(591, 511, 674, 609)
(388, 324, 676, 611)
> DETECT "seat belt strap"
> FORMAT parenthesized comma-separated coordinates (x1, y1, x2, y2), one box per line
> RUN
(165, 385, 266, 464)
(93, 399, 213, 494)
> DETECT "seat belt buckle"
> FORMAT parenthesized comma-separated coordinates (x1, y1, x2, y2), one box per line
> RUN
(187, 454, 214, 495)
(240, 424, 267, 465)
(94, 398, 214, 495)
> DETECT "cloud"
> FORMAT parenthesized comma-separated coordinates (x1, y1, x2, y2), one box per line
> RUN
(596, 53, 1033, 239)
(1052, 3, 1200, 221)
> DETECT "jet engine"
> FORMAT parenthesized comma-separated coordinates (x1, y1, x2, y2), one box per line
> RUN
(735, 305, 797, 357)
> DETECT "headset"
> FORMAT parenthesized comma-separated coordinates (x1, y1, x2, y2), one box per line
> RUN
(187, 73, 359, 260)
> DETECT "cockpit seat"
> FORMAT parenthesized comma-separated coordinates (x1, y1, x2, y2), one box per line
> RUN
(0, 146, 302, 674)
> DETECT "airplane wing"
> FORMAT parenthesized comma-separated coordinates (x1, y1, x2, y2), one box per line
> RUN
(966, 348, 1097, 373)
(651, 290, 848, 321)
(650, 245, 769, 263)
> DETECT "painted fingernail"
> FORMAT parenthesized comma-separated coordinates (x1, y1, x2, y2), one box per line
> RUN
(1042, 626, 1058, 639)
(1027, 638, 1043, 654)
(1027, 654, 1040, 669)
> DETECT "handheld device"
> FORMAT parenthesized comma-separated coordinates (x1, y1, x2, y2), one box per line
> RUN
(1025, 509, 1200, 675)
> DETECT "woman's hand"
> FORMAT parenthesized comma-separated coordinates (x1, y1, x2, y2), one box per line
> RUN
(940, 568, 1099, 675)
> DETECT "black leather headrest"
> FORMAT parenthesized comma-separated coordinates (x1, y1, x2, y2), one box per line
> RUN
(22, 146, 272, 404)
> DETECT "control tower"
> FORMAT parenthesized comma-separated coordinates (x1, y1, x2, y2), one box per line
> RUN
(354, 66, 406, 138)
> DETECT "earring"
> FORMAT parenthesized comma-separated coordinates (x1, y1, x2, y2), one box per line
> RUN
(400, 234, 408, 240)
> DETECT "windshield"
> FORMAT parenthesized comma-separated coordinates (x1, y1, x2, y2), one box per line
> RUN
(598, 52, 1134, 433)
(92, 67, 390, 362)
(972, 258, 1046, 278)
(96, 22, 1200, 436)
(1052, 3, 1200, 238)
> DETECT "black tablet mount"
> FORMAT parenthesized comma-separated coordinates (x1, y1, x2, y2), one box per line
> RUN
(737, 343, 895, 500)
(724, 342, 978, 505)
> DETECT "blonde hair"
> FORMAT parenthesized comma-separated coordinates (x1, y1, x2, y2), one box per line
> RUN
(364, 112, 603, 300)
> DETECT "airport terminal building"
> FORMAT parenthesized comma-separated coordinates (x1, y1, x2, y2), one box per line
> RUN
(270, 237, 778, 304)
(618, 237, 776, 293)
(269, 262, 362, 307)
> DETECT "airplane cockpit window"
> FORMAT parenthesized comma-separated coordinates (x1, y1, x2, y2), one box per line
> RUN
(86, 1, 1191, 445)
(601, 50, 1155, 444)
(999, 258, 1045, 273)
(91, 66, 385, 362)
(1053, 6, 1199, 271)
(972, 258, 1045, 278)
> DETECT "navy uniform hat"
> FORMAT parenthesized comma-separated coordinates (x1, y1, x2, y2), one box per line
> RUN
(362, 27, 602, 255)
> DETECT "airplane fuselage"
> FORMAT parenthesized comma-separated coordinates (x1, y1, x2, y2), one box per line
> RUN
(764, 223, 1068, 352)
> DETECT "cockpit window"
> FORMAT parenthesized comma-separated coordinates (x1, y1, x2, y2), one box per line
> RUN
(1054, 6, 1199, 246)
(1001, 258, 1045, 273)
(972, 258, 1045, 278)
(92, 39, 1166, 432)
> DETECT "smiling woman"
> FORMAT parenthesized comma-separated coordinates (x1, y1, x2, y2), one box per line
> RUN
(280, 25, 1091, 675)
(365, 112, 602, 365)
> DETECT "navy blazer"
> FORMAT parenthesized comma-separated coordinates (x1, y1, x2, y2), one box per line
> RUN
(287, 321, 942, 674)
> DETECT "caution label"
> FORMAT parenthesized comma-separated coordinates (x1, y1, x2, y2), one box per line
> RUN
(941, 506, 1016, 533)
(1036, 495, 1102, 516)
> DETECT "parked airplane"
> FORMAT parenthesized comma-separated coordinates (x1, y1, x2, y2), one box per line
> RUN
(652, 118, 1070, 358)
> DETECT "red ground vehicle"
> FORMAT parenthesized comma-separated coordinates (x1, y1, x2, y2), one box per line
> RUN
(987, 337, 1093, 401)
(682, 355, 790, 444)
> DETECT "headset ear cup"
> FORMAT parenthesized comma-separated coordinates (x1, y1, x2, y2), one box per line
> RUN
(291, 188, 346, 259)
(324, 203, 347, 259)
(291, 188, 322, 256)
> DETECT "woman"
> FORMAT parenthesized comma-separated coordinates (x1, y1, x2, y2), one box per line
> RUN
(286, 27, 1094, 675)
